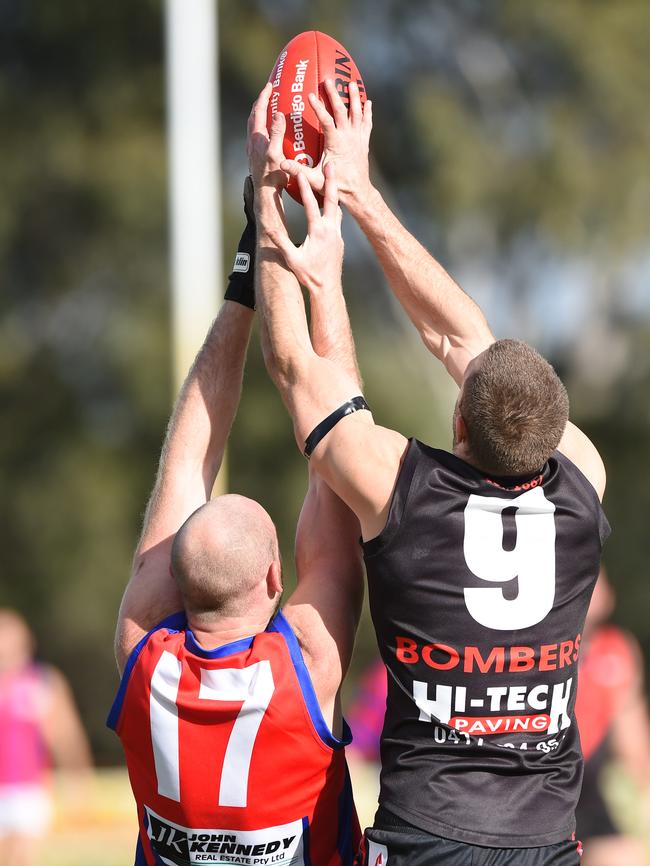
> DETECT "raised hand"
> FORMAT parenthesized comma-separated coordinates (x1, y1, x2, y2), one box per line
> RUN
(269, 161, 344, 295)
(281, 79, 373, 209)
(247, 82, 288, 192)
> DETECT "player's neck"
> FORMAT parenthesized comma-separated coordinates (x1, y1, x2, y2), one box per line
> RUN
(452, 442, 482, 471)
(186, 613, 273, 650)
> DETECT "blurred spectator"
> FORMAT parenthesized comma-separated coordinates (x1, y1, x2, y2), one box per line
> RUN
(345, 657, 386, 829)
(0, 609, 92, 866)
(575, 570, 650, 866)
(346, 656, 386, 766)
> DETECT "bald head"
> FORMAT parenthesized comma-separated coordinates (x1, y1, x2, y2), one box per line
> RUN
(171, 495, 281, 621)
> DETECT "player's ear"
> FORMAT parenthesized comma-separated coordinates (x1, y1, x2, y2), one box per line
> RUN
(267, 560, 283, 598)
(454, 411, 469, 445)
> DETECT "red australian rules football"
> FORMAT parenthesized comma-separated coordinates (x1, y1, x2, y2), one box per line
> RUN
(267, 31, 367, 203)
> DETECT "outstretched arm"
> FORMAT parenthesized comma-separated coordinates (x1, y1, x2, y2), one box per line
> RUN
(250, 86, 364, 722)
(281, 79, 494, 385)
(345, 184, 494, 385)
(250, 85, 407, 542)
(114, 300, 254, 672)
(283, 81, 605, 498)
(280, 218, 365, 715)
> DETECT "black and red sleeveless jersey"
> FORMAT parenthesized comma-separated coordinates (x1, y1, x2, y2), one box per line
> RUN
(363, 439, 609, 847)
(108, 610, 359, 866)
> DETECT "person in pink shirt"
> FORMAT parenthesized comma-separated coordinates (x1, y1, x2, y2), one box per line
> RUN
(0, 609, 91, 866)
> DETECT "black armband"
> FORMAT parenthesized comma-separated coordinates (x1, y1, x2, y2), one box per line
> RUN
(224, 175, 256, 310)
(303, 396, 370, 459)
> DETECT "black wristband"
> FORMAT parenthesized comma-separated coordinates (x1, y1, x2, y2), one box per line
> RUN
(225, 176, 256, 310)
(304, 396, 370, 459)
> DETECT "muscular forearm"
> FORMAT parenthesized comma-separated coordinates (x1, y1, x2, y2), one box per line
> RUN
(141, 301, 254, 545)
(308, 282, 362, 389)
(348, 186, 494, 385)
(115, 296, 254, 671)
(255, 188, 361, 453)
(255, 189, 315, 392)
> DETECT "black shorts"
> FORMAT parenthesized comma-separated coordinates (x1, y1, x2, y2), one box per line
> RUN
(358, 811, 581, 866)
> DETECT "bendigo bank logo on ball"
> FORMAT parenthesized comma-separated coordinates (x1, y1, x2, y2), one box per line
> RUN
(267, 30, 367, 203)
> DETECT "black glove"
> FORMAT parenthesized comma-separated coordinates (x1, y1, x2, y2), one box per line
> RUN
(224, 175, 256, 310)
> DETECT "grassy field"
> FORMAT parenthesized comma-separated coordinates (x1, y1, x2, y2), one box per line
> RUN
(45, 769, 135, 866)
(42, 763, 649, 865)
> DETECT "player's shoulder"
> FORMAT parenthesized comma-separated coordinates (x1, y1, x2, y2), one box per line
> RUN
(279, 604, 341, 699)
(128, 611, 188, 667)
(411, 439, 480, 476)
(556, 422, 606, 501)
(279, 605, 336, 679)
(396, 438, 518, 497)
(108, 612, 187, 731)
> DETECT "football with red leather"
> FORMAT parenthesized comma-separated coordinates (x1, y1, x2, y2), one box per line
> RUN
(267, 30, 367, 203)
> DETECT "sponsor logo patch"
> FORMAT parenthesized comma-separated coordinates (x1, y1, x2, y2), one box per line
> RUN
(232, 252, 250, 274)
(145, 806, 305, 866)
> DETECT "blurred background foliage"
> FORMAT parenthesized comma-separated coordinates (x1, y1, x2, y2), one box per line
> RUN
(1, 0, 649, 763)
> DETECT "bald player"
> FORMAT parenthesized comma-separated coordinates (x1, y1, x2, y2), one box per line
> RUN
(251, 81, 608, 866)
(110, 182, 364, 866)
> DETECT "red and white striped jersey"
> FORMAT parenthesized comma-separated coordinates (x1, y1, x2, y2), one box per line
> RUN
(108, 610, 359, 866)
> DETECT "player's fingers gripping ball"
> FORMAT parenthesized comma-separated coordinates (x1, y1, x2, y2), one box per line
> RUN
(267, 30, 366, 204)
